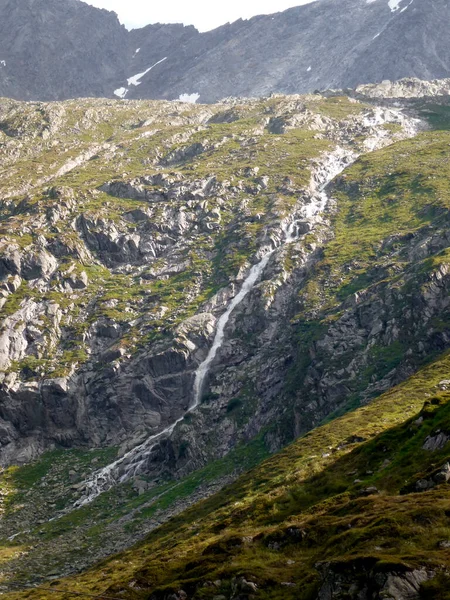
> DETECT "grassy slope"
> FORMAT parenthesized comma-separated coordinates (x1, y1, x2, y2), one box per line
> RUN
(2, 98, 450, 596)
(7, 350, 450, 600)
(283, 125, 450, 418)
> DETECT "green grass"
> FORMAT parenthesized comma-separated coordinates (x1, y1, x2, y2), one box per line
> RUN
(2, 94, 450, 598)
(419, 101, 450, 131)
(283, 128, 450, 414)
(5, 350, 450, 599)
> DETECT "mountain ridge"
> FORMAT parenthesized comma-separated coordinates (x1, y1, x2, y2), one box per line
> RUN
(2, 0, 450, 102)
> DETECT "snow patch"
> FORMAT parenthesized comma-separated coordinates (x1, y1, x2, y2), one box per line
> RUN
(307, 65, 312, 72)
(135, 48, 140, 53)
(114, 87, 128, 99)
(114, 57, 168, 99)
(388, 0, 402, 10)
(127, 57, 167, 87)
(0, 60, 5, 67)
(179, 92, 200, 104)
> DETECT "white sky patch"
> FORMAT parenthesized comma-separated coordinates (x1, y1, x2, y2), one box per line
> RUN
(127, 56, 168, 86)
(179, 92, 200, 103)
(81, 0, 316, 32)
(114, 87, 128, 98)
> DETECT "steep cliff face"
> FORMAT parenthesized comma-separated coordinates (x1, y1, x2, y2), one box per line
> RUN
(2, 0, 450, 102)
(0, 0, 130, 101)
(0, 92, 421, 470)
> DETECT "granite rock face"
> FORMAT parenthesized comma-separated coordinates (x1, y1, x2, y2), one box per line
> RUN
(0, 0, 129, 101)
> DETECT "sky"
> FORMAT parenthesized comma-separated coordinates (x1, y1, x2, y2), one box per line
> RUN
(83, 0, 315, 32)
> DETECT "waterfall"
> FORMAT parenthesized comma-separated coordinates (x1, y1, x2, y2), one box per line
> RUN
(75, 247, 279, 506)
(192, 252, 274, 405)
(74, 130, 407, 507)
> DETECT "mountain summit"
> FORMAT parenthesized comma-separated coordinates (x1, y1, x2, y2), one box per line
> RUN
(1, 0, 450, 102)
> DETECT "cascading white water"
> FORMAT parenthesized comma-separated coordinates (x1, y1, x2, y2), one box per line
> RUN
(74, 106, 421, 507)
(74, 147, 354, 507)
(192, 252, 274, 405)
(76, 253, 278, 506)
(75, 247, 283, 506)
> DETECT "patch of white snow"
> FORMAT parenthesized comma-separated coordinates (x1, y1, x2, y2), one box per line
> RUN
(0, 60, 5, 67)
(179, 92, 201, 104)
(114, 87, 128, 99)
(127, 57, 168, 87)
(388, 0, 402, 11)
(307, 65, 312, 72)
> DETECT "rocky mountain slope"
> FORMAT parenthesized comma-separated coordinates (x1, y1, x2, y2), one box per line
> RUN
(0, 0, 129, 101)
(0, 87, 423, 472)
(2, 0, 450, 102)
(0, 79, 450, 596)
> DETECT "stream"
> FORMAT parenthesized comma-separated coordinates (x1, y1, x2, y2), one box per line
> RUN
(74, 145, 357, 507)
(75, 98, 424, 507)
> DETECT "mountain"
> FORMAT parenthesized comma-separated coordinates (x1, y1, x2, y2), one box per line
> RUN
(124, 0, 450, 102)
(0, 0, 130, 100)
(1, 0, 450, 102)
(1, 78, 450, 596)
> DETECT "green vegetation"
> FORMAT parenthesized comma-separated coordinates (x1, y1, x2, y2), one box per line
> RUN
(2, 93, 450, 598)
(312, 130, 450, 307)
(4, 350, 450, 599)
(313, 95, 365, 119)
(0, 93, 376, 379)
(284, 126, 450, 414)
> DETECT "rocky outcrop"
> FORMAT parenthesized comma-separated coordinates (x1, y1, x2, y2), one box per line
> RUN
(414, 462, 450, 492)
(317, 559, 435, 600)
(356, 77, 450, 99)
(423, 432, 450, 452)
